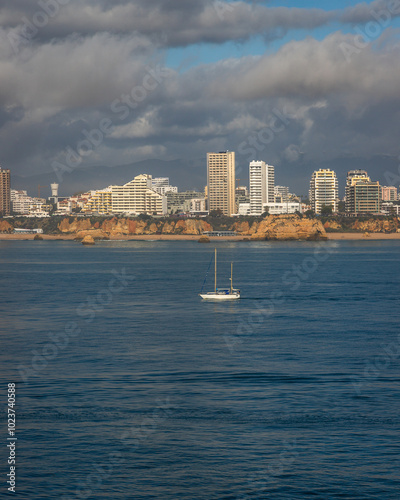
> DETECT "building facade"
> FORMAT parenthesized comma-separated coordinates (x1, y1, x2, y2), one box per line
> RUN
(249, 161, 275, 215)
(345, 170, 381, 214)
(111, 174, 166, 215)
(11, 190, 32, 214)
(264, 202, 302, 215)
(309, 169, 338, 214)
(83, 188, 112, 214)
(0, 167, 11, 216)
(381, 186, 397, 201)
(274, 185, 289, 202)
(152, 177, 178, 195)
(83, 175, 167, 215)
(166, 190, 204, 214)
(207, 151, 235, 216)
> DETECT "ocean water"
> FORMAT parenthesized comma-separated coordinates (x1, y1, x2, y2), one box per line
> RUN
(1, 239, 399, 499)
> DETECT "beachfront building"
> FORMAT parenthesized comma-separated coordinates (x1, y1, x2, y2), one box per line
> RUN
(83, 188, 113, 214)
(111, 175, 167, 215)
(264, 202, 302, 215)
(207, 151, 236, 216)
(381, 186, 397, 202)
(249, 161, 275, 215)
(11, 190, 33, 214)
(309, 169, 338, 214)
(0, 167, 11, 216)
(82, 175, 167, 215)
(345, 170, 381, 215)
(238, 203, 251, 216)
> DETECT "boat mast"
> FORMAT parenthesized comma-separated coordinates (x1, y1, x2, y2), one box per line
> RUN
(230, 262, 233, 293)
(214, 248, 217, 293)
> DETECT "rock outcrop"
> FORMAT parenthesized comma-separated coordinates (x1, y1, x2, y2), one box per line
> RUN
(233, 215, 327, 240)
(82, 235, 95, 245)
(323, 218, 399, 233)
(0, 220, 13, 233)
(58, 217, 212, 236)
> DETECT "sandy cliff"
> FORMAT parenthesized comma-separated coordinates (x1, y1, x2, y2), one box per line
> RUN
(58, 217, 212, 238)
(232, 215, 327, 240)
(57, 215, 326, 240)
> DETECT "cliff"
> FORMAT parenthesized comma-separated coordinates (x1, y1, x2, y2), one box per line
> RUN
(324, 218, 400, 233)
(56, 215, 326, 240)
(58, 217, 212, 238)
(3, 215, 398, 239)
(231, 215, 327, 240)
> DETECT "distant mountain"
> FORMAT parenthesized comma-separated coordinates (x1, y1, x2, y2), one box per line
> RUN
(11, 158, 207, 198)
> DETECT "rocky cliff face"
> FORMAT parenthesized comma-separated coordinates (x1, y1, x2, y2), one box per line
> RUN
(57, 215, 326, 240)
(58, 217, 212, 238)
(232, 215, 327, 240)
(6, 215, 396, 239)
(324, 218, 400, 233)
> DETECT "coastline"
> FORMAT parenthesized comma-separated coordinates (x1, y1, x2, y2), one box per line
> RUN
(1, 232, 400, 241)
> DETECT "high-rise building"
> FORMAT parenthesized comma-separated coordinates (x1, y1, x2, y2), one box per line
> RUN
(309, 169, 338, 214)
(345, 170, 381, 215)
(0, 167, 11, 216)
(381, 186, 397, 202)
(207, 151, 235, 216)
(249, 161, 275, 215)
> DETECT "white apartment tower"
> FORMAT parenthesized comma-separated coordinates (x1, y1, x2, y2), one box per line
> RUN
(249, 161, 275, 215)
(207, 151, 235, 216)
(309, 169, 338, 214)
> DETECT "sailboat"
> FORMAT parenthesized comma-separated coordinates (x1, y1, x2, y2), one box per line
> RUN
(199, 248, 240, 300)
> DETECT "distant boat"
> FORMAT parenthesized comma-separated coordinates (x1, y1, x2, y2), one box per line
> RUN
(199, 248, 240, 300)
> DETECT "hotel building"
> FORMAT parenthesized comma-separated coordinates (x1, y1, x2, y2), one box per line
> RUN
(207, 151, 235, 216)
(83, 175, 167, 215)
(345, 170, 381, 215)
(249, 161, 275, 215)
(309, 169, 338, 214)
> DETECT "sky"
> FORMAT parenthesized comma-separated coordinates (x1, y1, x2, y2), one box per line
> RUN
(1, 0, 400, 195)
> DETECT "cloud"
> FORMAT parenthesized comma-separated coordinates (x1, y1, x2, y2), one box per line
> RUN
(0, 1, 334, 47)
(207, 31, 400, 103)
(1, 1, 400, 191)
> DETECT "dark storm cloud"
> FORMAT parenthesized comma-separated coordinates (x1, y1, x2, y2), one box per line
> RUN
(0, 0, 334, 47)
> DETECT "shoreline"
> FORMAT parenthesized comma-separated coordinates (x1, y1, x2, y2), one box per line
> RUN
(1, 232, 400, 241)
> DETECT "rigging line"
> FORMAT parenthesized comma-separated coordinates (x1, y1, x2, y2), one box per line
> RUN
(199, 254, 214, 293)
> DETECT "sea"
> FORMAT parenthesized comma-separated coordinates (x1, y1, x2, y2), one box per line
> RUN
(0, 239, 399, 499)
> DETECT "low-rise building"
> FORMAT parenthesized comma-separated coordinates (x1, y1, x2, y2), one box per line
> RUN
(167, 190, 204, 214)
(264, 202, 302, 215)
(11, 190, 33, 214)
(238, 203, 251, 216)
(151, 177, 178, 195)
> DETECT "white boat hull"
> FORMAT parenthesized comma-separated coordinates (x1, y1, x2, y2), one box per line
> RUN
(199, 292, 240, 300)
